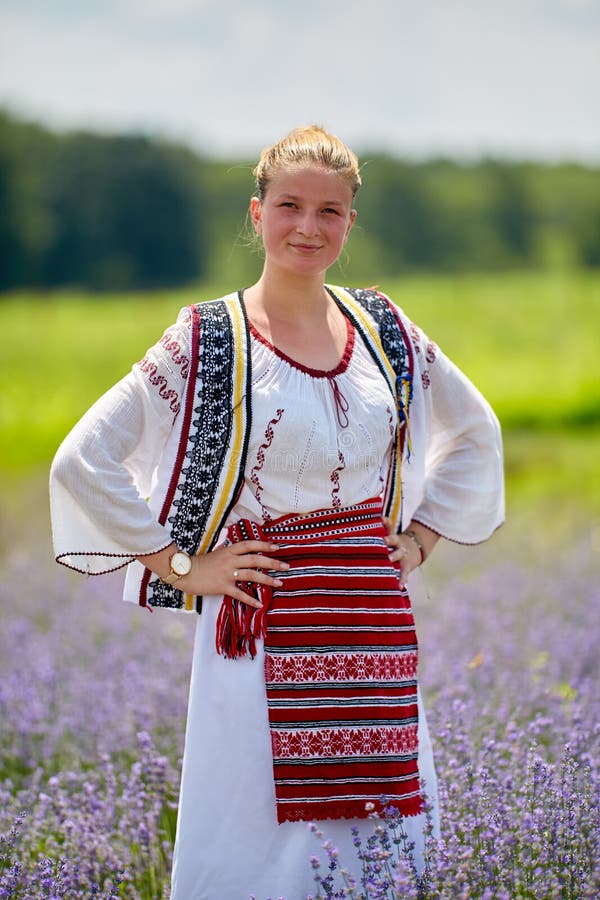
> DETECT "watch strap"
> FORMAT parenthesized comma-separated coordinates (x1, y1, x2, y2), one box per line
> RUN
(161, 570, 184, 585)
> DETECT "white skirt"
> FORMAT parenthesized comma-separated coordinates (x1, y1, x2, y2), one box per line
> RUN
(170, 596, 439, 900)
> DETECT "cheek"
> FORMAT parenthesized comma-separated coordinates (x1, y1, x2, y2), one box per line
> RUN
(329, 219, 352, 244)
(259, 223, 286, 257)
(262, 213, 291, 243)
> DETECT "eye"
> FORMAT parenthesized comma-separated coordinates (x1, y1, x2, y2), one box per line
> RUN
(280, 201, 297, 209)
(323, 207, 340, 215)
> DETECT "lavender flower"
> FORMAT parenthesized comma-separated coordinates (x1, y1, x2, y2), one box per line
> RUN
(2, 523, 599, 898)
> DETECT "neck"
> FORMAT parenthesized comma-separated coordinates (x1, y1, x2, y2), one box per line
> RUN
(245, 264, 331, 324)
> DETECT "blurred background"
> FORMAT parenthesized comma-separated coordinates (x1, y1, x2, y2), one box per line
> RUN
(2, 8, 599, 896)
(1, 0, 599, 533)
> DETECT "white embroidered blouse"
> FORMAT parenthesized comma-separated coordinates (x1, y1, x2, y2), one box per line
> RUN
(50, 293, 505, 583)
(230, 319, 397, 525)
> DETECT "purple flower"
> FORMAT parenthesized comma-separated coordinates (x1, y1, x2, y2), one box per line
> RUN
(2, 522, 599, 898)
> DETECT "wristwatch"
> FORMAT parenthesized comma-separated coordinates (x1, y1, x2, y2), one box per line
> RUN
(161, 549, 193, 585)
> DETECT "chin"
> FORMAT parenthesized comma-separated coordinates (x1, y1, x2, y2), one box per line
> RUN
(283, 252, 338, 277)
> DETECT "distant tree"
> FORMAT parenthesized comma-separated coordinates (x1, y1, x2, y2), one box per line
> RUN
(2, 110, 600, 291)
(356, 157, 449, 272)
(575, 206, 600, 266)
(42, 132, 205, 289)
(200, 160, 262, 285)
(483, 160, 537, 265)
(0, 111, 54, 289)
(0, 119, 24, 288)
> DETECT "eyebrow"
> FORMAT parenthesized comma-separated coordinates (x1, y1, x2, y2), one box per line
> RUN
(276, 193, 346, 206)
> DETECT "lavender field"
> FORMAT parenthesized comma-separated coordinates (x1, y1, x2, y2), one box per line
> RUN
(1, 489, 598, 900)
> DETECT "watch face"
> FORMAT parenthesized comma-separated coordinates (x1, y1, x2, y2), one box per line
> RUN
(171, 551, 192, 576)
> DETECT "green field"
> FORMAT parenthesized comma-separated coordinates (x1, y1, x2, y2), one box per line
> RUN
(1, 272, 599, 898)
(1, 270, 599, 518)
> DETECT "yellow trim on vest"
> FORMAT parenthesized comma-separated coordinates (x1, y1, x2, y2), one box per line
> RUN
(327, 285, 397, 390)
(197, 296, 247, 555)
(328, 284, 404, 530)
(390, 433, 404, 527)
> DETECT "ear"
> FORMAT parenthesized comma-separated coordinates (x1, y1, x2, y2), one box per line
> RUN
(250, 196, 263, 234)
(344, 208, 357, 242)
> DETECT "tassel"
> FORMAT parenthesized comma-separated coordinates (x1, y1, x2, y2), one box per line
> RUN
(399, 374, 413, 460)
(215, 588, 269, 659)
(215, 518, 272, 660)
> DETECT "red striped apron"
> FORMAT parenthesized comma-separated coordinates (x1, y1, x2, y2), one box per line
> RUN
(216, 497, 422, 823)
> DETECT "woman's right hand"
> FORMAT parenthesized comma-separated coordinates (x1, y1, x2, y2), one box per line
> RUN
(138, 541, 289, 608)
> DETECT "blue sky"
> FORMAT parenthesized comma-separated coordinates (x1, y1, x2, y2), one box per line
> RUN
(1, 0, 599, 160)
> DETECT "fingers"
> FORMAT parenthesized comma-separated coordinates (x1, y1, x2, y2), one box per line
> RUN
(383, 519, 411, 560)
(232, 566, 285, 590)
(227, 542, 289, 572)
(392, 545, 413, 589)
(398, 558, 412, 589)
(229, 585, 265, 609)
(381, 523, 420, 587)
(383, 531, 407, 560)
(181, 540, 290, 604)
(231, 540, 284, 556)
(233, 551, 289, 573)
(228, 563, 288, 610)
(225, 543, 290, 607)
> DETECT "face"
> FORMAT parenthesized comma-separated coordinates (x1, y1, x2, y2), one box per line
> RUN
(250, 165, 356, 278)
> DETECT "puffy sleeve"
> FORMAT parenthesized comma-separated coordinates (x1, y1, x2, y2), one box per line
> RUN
(396, 308, 505, 544)
(49, 307, 192, 574)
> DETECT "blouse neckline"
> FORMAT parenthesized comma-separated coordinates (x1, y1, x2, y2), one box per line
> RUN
(240, 293, 356, 379)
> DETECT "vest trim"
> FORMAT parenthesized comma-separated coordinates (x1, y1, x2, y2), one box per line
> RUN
(139, 287, 413, 612)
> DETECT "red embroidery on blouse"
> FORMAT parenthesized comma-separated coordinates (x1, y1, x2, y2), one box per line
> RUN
(248, 318, 355, 379)
(386, 404, 395, 438)
(409, 322, 422, 353)
(250, 408, 285, 521)
(137, 358, 181, 414)
(408, 322, 436, 388)
(159, 331, 190, 378)
(425, 340, 437, 365)
(330, 449, 345, 508)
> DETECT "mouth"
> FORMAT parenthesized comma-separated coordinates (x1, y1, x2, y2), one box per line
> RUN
(291, 243, 322, 252)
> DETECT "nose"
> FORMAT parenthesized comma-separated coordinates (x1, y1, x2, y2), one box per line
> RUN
(296, 209, 319, 237)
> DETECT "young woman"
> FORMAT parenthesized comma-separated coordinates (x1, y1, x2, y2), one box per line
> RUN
(50, 126, 504, 899)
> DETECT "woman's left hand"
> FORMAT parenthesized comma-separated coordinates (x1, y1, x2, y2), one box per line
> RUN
(383, 517, 428, 588)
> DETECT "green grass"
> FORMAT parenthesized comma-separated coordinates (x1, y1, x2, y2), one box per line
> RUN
(1, 270, 599, 515)
(0, 284, 222, 469)
(378, 269, 600, 430)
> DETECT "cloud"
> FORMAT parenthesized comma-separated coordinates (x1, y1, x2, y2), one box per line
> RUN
(0, 0, 599, 160)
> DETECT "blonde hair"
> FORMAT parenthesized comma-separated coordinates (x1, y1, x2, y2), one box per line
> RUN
(254, 125, 361, 200)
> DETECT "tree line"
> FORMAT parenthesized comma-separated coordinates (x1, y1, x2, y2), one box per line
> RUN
(1, 109, 599, 292)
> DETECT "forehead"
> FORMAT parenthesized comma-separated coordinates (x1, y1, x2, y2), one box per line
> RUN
(266, 164, 353, 204)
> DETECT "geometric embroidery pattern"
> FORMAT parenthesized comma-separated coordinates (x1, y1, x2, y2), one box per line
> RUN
(260, 497, 422, 823)
(149, 300, 241, 609)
